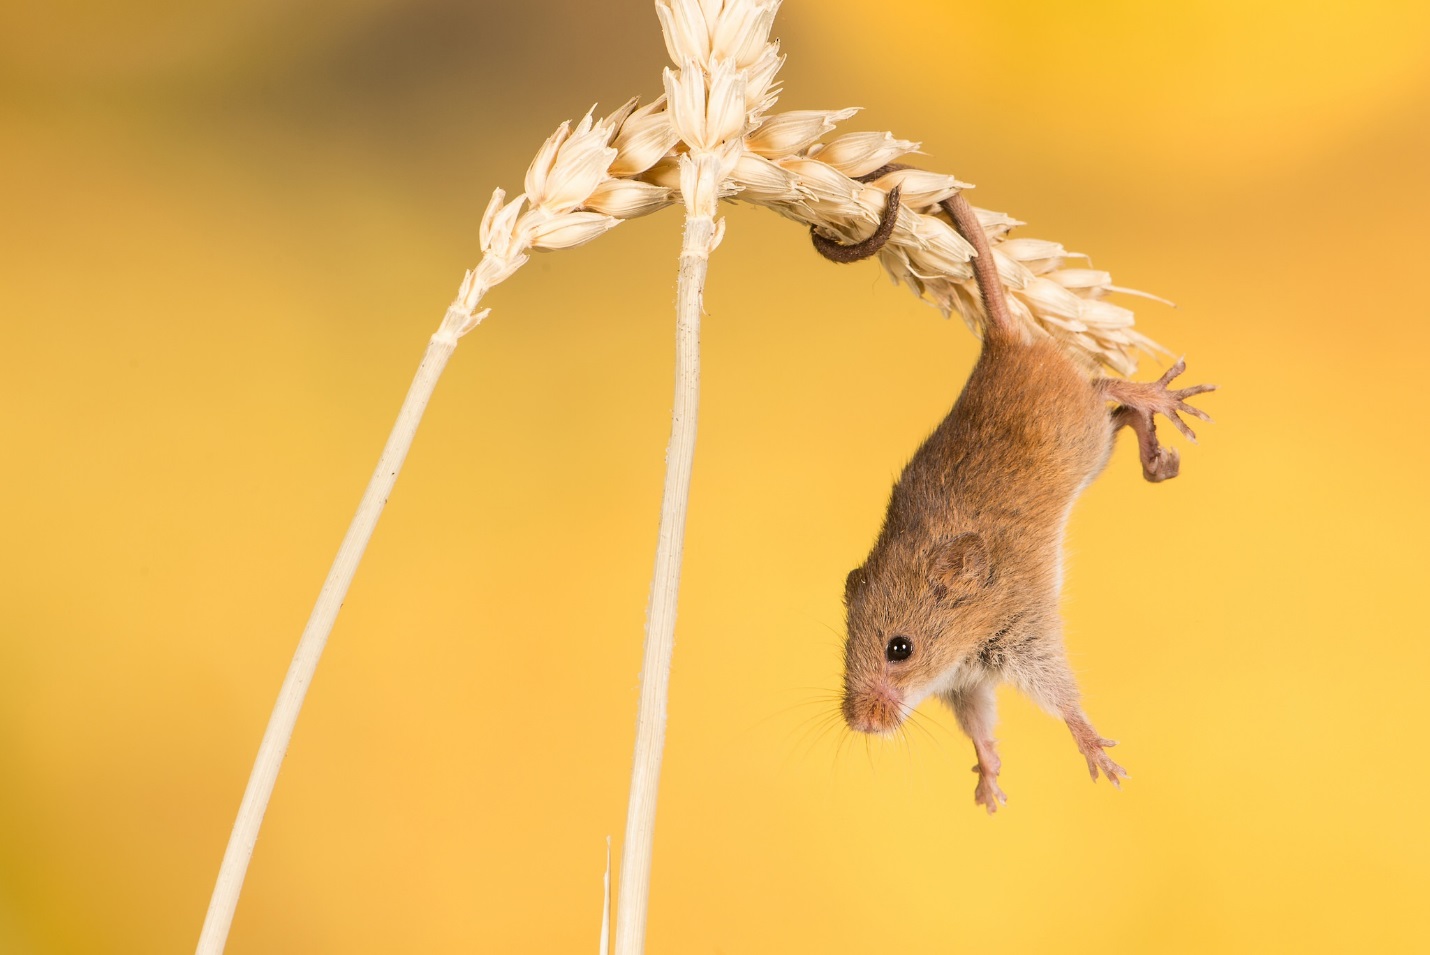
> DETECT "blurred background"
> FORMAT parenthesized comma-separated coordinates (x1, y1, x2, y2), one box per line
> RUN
(2, 0, 1427, 951)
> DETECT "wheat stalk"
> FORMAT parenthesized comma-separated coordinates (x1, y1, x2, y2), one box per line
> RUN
(614, 4, 786, 952)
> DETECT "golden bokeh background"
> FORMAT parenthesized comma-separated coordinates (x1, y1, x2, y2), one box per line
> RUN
(3, 0, 1428, 951)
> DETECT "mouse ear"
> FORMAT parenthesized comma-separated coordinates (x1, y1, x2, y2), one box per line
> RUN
(930, 532, 991, 595)
(844, 565, 867, 605)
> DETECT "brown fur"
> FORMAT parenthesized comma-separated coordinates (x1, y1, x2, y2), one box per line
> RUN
(840, 327, 1132, 811)
(842, 330, 1109, 721)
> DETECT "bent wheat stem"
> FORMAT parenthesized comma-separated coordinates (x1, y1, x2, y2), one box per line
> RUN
(196, 318, 463, 954)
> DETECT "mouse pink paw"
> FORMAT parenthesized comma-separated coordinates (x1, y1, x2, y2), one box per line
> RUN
(1077, 738, 1128, 788)
(973, 765, 1008, 814)
(1102, 358, 1215, 483)
(1065, 715, 1129, 788)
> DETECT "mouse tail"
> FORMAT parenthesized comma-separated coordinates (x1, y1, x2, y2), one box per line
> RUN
(938, 191, 1022, 344)
(853, 163, 1021, 344)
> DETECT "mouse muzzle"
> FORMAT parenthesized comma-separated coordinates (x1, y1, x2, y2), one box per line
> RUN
(842, 679, 908, 735)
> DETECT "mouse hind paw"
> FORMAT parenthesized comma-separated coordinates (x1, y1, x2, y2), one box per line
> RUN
(1102, 358, 1216, 482)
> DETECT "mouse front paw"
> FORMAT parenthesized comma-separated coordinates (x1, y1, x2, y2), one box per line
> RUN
(973, 767, 1008, 814)
(1065, 714, 1129, 788)
(1077, 739, 1127, 787)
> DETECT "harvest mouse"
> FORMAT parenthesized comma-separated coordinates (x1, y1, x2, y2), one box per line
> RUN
(816, 167, 1214, 812)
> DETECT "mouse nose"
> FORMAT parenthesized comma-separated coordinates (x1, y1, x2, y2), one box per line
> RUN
(842, 682, 906, 735)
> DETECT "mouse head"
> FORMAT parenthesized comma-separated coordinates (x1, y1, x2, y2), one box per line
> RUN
(841, 531, 1000, 734)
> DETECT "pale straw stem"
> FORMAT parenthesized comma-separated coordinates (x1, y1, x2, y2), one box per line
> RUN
(600, 836, 613, 955)
(613, 191, 715, 955)
(195, 316, 464, 955)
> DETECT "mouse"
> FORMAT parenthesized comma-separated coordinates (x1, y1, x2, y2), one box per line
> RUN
(815, 166, 1214, 812)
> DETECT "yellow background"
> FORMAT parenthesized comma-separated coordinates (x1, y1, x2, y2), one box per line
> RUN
(3, 0, 1428, 951)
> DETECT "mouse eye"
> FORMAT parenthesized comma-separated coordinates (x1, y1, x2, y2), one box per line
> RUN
(886, 635, 913, 662)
